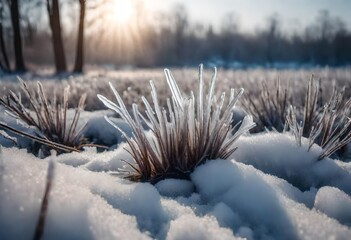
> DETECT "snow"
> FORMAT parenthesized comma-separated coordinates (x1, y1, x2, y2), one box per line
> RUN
(1, 134, 351, 240)
(1, 100, 351, 239)
(166, 214, 239, 240)
(232, 133, 351, 194)
(0, 148, 151, 240)
(0, 106, 38, 149)
(83, 115, 133, 148)
(192, 160, 351, 239)
(314, 186, 351, 227)
(155, 179, 195, 197)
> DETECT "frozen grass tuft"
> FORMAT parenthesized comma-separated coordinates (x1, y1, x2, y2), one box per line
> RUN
(287, 79, 351, 160)
(242, 75, 351, 160)
(242, 78, 291, 132)
(0, 78, 87, 155)
(98, 65, 255, 183)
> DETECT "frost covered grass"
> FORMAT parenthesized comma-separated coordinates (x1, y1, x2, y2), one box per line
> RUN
(287, 79, 351, 159)
(0, 79, 87, 155)
(1, 67, 350, 111)
(98, 65, 255, 183)
(242, 74, 351, 160)
(242, 78, 290, 132)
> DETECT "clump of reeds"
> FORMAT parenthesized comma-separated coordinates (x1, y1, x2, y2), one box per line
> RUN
(242, 78, 291, 132)
(0, 79, 87, 155)
(243, 75, 351, 160)
(287, 79, 351, 160)
(98, 65, 255, 183)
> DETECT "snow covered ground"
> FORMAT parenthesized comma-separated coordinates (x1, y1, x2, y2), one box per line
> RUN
(1, 108, 351, 240)
(0, 67, 351, 239)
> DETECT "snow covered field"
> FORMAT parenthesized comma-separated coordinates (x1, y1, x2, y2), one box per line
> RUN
(1, 67, 350, 111)
(1, 67, 351, 239)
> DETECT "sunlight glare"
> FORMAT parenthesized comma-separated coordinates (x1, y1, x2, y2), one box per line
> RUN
(113, 0, 134, 24)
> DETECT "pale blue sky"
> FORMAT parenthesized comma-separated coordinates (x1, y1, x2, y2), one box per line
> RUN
(151, 0, 351, 32)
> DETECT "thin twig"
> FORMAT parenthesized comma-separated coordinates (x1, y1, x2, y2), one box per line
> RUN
(0, 122, 80, 153)
(33, 160, 55, 240)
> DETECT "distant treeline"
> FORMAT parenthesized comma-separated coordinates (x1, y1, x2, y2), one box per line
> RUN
(124, 7, 351, 67)
(1, 1, 351, 72)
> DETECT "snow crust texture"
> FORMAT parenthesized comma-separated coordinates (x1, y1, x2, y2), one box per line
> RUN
(1, 130, 351, 240)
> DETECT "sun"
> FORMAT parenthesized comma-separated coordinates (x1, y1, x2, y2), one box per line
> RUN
(113, 0, 134, 24)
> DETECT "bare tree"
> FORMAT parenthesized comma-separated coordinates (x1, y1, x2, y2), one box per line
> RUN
(73, 0, 85, 73)
(172, 4, 188, 64)
(312, 10, 343, 64)
(6, 0, 26, 72)
(21, 0, 41, 46)
(219, 12, 240, 63)
(264, 14, 281, 64)
(46, 0, 66, 73)
(0, 1, 10, 72)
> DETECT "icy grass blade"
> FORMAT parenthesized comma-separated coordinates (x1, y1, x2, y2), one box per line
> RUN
(164, 69, 184, 111)
(99, 65, 255, 183)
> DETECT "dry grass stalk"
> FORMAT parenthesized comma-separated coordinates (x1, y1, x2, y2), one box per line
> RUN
(0, 79, 87, 155)
(98, 65, 255, 183)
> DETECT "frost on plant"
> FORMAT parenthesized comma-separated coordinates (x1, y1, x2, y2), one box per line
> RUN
(242, 78, 291, 132)
(98, 65, 255, 183)
(287, 79, 351, 160)
(0, 79, 87, 155)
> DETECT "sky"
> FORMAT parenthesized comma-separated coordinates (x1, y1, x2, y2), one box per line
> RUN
(151, 0, 351, 32)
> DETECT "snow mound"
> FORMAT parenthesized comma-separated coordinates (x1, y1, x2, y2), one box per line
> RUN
(192, 160, 351, 239)
(0, 148, 150, 240)
(233, 132, 351, 193)
(314, 186, 351, 226)
(155, 179, 195, 197)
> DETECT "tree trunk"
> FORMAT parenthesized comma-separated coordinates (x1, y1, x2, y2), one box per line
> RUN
(0, 3, 10, 72)
(8, 0, 25, 72)
(73, 0, 85, 73)
(0, 27, 10, 72)
(47, 0, 67, 73)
